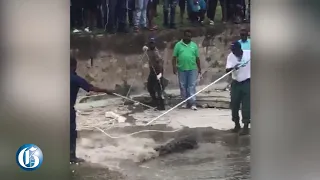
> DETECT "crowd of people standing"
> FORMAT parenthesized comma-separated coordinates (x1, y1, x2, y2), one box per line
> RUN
(71, 0, 250, 34)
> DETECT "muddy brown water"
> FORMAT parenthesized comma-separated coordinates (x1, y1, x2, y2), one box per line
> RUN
(73, 90, 249, 180)
(72, 127, 250, 180)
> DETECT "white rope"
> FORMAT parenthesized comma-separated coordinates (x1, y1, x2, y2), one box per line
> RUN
(79, 92, 156, 110)
(77, 52, 151, 132)
(122, 52, 147, 105)
(94, 126, 181, 139)
(113, 93, 156, 109)
(78, 54, 248, 139)
(145, 51, 165, 98)
(145, 69, 235, 126)
(79, 69, 235, 138)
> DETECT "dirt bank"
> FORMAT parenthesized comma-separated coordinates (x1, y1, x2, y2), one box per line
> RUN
(71, 24, 249, 95)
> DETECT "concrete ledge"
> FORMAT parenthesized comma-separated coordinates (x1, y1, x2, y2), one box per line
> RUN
(78, 94, 230, 110)
(78, 88, 230, 109)
(129, 95, 230, 109)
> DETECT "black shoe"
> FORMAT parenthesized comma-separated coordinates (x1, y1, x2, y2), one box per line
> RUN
(239, 124, 249, 136)
(150, 99, 157, 107)
(148, 95, 157, 106)
(157, 106, 165, 111)
(117, 26, 129, 33)
(231, 122, 241, 133)
(163, 23, 169, 28)
(70, 157, 85, 164)
(156, 99, 165, 110)
(117, 29, 129, 33)
(107, 28, 116, 34)
(169, 24, 176, 29)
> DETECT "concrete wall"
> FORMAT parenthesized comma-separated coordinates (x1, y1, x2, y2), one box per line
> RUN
(71, 24, 249, 95)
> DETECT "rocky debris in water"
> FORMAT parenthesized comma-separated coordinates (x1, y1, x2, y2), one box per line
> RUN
(105, 111, 126, 123)
(154, 135, 198, 156)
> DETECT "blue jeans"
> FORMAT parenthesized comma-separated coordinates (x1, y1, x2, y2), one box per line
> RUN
(134, 0, 148, 27)
(163, 0, 178, 26)
(128, 0, 135, 26)
(178, 69, 198, 106)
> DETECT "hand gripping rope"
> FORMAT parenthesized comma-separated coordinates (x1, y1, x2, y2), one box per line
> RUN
(145, 51, 165, 99)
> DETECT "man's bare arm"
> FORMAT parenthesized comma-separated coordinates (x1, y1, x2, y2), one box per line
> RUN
(196, 57, 201, 74)
(172, 57, 177, 74)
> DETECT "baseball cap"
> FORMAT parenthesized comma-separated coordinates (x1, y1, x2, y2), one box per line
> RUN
(149, 37, 156, 43)
(230, 41, 241, 50)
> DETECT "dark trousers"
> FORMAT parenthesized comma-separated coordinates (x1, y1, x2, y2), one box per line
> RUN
(225, 0, 233, 21)
(190, 10, 205, 22)
(83, 0, 100, 29)
(230, 79, 250, 124)
(107, 0, 128, 32)
(147, 71, 165, 109)
(70, 5, 83, 29)
(102, 0, 109, 28)
(236, 0, 246, 19)
(226, 0, 245, 21)
(206, 0, 226, 21)
(96, 4, 104, 29)
(247, 0, 250, 20)
(178, 0, 185, 13)
(147, 0, 156, 27)
(179, 0, 192, 20)
(70, 108, 77, 159)
(128, 0, 135, 27)
(163, 0, 177, 26)
(178, 0, 186, 17)
(151, 0, 158, 11)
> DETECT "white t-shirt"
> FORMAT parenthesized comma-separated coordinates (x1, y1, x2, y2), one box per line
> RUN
(226, 50, 251, 82)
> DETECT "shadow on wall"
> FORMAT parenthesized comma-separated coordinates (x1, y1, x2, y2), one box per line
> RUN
(71, 24, 249, 95)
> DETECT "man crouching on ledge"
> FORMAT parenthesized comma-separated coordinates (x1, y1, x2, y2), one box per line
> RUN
(143, 37, 166, 110)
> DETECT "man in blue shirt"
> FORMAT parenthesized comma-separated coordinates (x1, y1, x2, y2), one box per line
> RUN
(70, 57, 115, 163)
(238, 29, 250, 50)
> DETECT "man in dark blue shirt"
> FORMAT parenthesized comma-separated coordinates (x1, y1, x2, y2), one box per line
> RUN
(70, 57, 114, 163)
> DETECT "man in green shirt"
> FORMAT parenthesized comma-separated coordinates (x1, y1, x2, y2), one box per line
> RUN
(172, 29, 201, 110)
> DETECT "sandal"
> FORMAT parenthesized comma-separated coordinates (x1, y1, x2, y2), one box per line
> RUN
(149, 25, 158, 31)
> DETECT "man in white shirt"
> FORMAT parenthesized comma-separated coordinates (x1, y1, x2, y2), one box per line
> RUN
(224, 29, 250, 92)
(226, 41, 250, 135)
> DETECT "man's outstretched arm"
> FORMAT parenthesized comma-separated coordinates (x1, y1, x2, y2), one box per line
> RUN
(74, 74, 114, 95)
